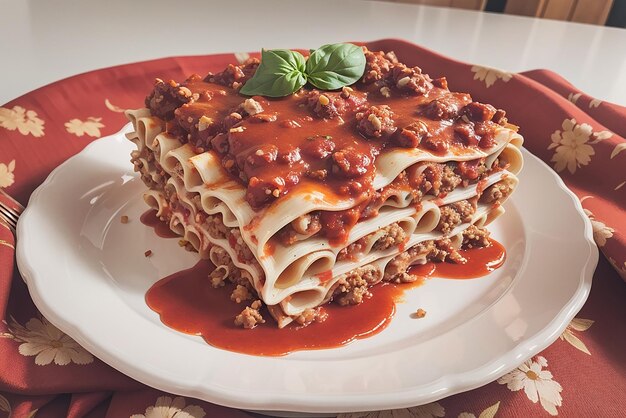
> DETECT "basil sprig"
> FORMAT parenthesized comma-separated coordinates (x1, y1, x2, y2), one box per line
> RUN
(306, 43, 366, 90)
(240, 43, 366, 97)
(239, 49, 307, 97)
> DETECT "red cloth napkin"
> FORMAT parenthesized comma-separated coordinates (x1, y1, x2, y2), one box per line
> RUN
(0, 39, 624, 417)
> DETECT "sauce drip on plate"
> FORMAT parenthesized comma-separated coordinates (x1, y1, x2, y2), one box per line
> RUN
(409, 239, 506, 279)
(146, 260, 409, 356)
(140, 210, 179, 238)
(145, 240, 506, 356)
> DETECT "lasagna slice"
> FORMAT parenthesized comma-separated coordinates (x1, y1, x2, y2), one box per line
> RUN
(126, 47, 523, 328)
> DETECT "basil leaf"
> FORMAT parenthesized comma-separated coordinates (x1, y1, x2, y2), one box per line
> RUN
(305, 43, 366, 90)
(240, 49, 307, 97)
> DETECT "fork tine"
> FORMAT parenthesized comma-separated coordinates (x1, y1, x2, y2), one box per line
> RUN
(0, 205, 19, 225)
(0, 188, 24, 214)
(0, 212, 16, 236)
(0, 201, 20, 222)
(0, 200, 20, 222)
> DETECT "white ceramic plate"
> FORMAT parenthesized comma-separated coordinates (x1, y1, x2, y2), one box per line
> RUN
(16, 124, 597, 414)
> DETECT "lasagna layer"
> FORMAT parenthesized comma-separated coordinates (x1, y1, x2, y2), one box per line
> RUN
(126, 47, 523, 328)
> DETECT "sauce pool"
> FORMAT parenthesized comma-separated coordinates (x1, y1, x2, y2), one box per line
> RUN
(408, 239, 506, 279)
(145, 239, 506, 356)
(146, 260, 406, 356)
(140, 210, 179, 238)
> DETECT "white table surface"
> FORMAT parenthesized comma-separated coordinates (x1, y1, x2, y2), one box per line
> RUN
(1, 0, 625, 106)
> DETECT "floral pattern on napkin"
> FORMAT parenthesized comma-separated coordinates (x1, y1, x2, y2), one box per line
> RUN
(0, 39, 625, 417)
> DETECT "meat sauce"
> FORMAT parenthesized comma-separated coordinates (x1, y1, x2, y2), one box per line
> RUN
(140, 209, 179, 238)
(146, 47, 509, 246)
(145, 239, 506, 356)
(408, 239, 506, 279)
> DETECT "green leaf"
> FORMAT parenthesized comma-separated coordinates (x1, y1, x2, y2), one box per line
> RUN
(306, 43, 366, 90)
(240, 49, 307, 97)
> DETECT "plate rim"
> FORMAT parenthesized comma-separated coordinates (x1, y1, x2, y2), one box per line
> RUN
(16, 125, 598, 413)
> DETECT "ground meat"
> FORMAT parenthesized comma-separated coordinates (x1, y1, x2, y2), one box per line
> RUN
(440, 164, 462, 194)
(293, 307, 327, 326)
(407, 158, 480, 197)
(209, 268, 227, 288)
(275, 228, 297, 246)
(337, 222, 407, 261)
(492, 109, 508, 126)
(331, 147, 373, 178)
(131, 153, 159, 189)
(389, 64, 433, 95)
(243, 144, 279, 173)
(436, 199, 476, 234)
(356, 105, 397, 139)
(385, 237, 461, 282)
(432, 236, 466, 263)
(234, 300, 265, 329)
(453, 200, 476, 223)
(414, 163, 443, 196)
(414, 308, 427, 318)
(278, 171, 417, 246)
(396, 121, 428, 148)
(454, 122, 481, 147)
(332, 265, 381, 306)
(361, 48, 399, 84)
(462, 225, 491, 249)
(422, 97, 460, 121)
(304, 169, 326, 181)
(133, 148, 165, 189)
(337, 239, 365, 261)
(462, 102, 497, 122)
(362, 47, 432, 95)
(229, 229, 256, 264)
(383, 250, 421, 283)
(245, 174, 287, 207)
(140, 46, 517, 249)
(384, 236, 468, 282)
(145, 78, 192, 120)
(209, 246, 230, 266)
(480, 178, 515, 203)
(435, 206, 461, 234)
(208, 246, 255, 288)
(421, 135, 449, 154)
(432, 77, 448, 89)
(203, 213, 230, 239)
(372, 223, 407, 251)
(456, 158, 487, 183)
(205, 58, 260, 89)
(291, 224, 492, 320)
(231, 284, 252, 303)
(301, 136, 336, 159)
(305, 90, 349, 119)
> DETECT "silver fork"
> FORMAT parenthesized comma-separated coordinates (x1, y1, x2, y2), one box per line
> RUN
(0, 188, 24, 236)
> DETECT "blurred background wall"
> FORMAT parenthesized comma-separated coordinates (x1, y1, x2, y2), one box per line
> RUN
(374, 0, 626, 27)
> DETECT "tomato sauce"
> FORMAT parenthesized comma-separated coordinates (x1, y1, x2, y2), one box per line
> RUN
(408, 239, 506, 279)
(145, 239, 506, 356)
(145, 48, 509, 246)
(140, 209, 179, 238)
(146, 260, 400, 356)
